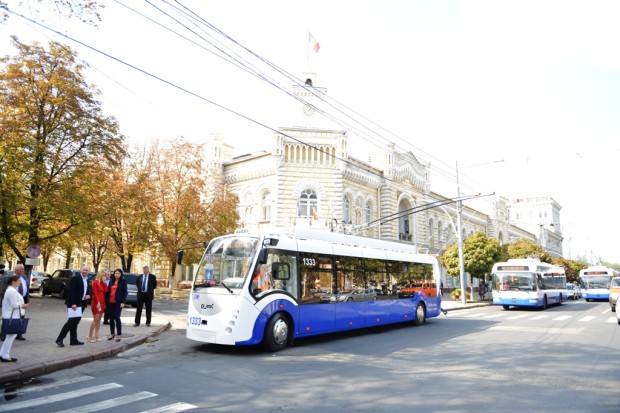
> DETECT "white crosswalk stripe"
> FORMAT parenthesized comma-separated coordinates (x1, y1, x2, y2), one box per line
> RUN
(552, 315, 572, 321)
(606, 317, 618, 323)
(140, 402, 197, 412)
(578, 316, 596, 322)
(483, 313, 507, 319)
(506, 314, 528, 320)
(0, 377, 198, 412)
(49, 391, 157, 413)
(0, 383, 122, 412)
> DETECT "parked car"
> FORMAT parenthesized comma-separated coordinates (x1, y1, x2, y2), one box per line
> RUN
(320, 288, 377, 303)
(41, 269, 94, 299)
(609, 277, 620, 312)
(566, 283, 577, 300)
(123, 273, 139, 307)
(29, 271, 50, 293)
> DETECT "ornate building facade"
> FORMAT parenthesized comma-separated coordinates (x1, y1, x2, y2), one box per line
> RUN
(204, 72, 561, 288)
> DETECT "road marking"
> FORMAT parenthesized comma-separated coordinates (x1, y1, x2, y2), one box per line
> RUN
(0, 383, 122, 412)
(488, 325, 584, 334)
(529, 315, 549, 320)
(606, 317, 618, 323)
(49, 391, 157, 413)
(506, 314, 528, 320)
(578, 316, 596, 322)
(552, 315, 572, 321)
(3, 375, 95, 396)
(483, 313, 507, 319)
(459, 312, 487, 318)
(140, 403, 197, 412)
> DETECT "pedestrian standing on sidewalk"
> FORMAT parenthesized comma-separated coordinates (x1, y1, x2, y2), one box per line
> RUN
(14, 263, 29, 341)
(55, 266, 91, 347)
(1, 275, 29, 362)
(0, 264, 30, 341)
(134, 265, 156, 327)
(87, 270, 108, 342)
(106, 269, 127, 342)
(102, 271, 111, 325)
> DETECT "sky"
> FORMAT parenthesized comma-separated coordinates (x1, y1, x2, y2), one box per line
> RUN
(1, 0, 619, 263)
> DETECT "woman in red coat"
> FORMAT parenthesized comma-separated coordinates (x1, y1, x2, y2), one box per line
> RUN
(87, 270, 108, 342)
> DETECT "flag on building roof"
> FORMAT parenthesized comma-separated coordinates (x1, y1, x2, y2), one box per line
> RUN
(309, 32, 320, 53)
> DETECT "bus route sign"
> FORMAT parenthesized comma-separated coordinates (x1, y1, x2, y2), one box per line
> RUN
(26, 245, 41, 258)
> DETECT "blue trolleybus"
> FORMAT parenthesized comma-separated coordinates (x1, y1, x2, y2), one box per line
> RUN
(184, 228, 442, 352)
(578, 266, 617, 301)
(491, 259, 566, 310)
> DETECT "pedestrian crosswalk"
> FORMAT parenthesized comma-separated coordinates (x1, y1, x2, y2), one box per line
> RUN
(0, 375, 196, 412)
(448, 309, 618, 325)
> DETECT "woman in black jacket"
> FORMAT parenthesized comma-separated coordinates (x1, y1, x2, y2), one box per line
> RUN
(105, 269, 128, 342)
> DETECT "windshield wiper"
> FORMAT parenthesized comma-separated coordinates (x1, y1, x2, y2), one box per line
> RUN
(219, 281, 233, 294)
(193, 281, 232, 293)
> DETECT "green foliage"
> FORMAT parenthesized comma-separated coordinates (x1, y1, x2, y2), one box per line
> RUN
(553, 257, 587, 283)
(504, 239, 551, 263)
(0, 37, 123, 262)
(440, 231, 501, 282)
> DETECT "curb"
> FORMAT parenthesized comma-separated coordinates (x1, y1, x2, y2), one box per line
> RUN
(0, 322, 171, 387)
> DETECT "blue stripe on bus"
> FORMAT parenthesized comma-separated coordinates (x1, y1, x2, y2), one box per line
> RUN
(236, 294, 442, 346)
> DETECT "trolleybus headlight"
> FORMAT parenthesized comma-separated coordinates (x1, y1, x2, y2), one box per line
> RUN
(225, 327, 233, 334)
(229, 320, 235, 326)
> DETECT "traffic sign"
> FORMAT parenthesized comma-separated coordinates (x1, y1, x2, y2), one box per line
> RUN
(26, 245, 41, 258)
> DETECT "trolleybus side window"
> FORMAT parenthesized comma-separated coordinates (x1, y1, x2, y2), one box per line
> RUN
(250, 249, 299, 298)
(335, 256, 362, 295)
(300, 252, 333, 304)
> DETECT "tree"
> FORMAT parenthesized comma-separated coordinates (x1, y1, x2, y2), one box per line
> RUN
(0, 37, 124, 265)
(503, 239, 551, 263)
(0, 1, 103, 25)
(440, 231, 501, 286)
(150, 139, 239, 288)
(553, 257, 587, 283)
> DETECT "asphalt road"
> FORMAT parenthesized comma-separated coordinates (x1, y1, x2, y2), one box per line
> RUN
(1, 298, 619, 412)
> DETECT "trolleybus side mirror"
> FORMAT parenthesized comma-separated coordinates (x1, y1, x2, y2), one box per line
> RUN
(258, 248, 268, 265)
(271, 262, 290, 280)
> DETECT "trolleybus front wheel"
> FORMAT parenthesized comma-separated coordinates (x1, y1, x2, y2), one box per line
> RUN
(263, 313, 290, 352)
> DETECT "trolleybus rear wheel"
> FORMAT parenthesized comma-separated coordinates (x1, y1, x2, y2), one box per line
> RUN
(413, 303, 426, 326)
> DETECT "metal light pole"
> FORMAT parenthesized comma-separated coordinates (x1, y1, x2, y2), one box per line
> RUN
(454, 159, 503, 304)
(456, 161, 467, 305)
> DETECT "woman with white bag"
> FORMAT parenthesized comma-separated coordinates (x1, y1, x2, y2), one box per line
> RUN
(1, 275, 29, 362)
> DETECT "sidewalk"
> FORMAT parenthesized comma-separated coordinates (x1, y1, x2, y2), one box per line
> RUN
(441, 295, 493, 312)
(0, 295, 172, 386)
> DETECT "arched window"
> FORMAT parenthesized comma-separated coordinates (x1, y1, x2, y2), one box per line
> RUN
(298, 189, 318, 217)
(354, 197, 363, 225)
(342, 195, 351, 224)
(364, 201, 372, 224)
(261, 191, 271, 221)
(429, 218, 435, 249)
(438, 221, 443, 243)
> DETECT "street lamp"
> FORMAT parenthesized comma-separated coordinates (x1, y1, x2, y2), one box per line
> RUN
(455, 162, 466, 305)
(455, 159, 504, 305)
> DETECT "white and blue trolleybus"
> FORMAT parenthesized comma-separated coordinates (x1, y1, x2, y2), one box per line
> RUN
(491, 259, 566, 310)
(578, 266, 617, 301)
(184, 228, 442, 351)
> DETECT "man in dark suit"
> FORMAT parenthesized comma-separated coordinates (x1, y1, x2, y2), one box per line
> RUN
(134, 265, 156, 327)
(55, 266, 91, 347)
